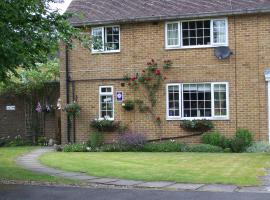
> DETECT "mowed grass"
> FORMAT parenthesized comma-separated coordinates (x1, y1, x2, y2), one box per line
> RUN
(40, 152, 270, 186)
(0, 147, 74, 184)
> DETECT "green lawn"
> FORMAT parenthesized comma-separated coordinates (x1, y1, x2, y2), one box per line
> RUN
(0, 147, 74, 184)
(40, 152, 270, 186)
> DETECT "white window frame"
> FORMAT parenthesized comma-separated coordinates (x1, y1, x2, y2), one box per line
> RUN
(165, 21, 181, 48)
(166, 82, 229, 121)
(99, 86, 114, 120)
(165, 18, 228, 49)
(166, 83, 182, 120)
(91, 25, 120, 54)
(212, 19, 229, 47)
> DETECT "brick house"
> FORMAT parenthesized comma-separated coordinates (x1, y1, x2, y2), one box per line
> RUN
(60, 0, 270, 144)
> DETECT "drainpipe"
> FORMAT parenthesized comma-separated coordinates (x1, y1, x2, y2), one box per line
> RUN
(65, 45, 71, 143)
(72, 81, 76, 143)
(265, 69, 270, 144)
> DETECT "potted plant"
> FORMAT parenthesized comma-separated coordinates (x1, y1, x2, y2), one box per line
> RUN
(122, 100, 135, 111)
(64, 102, 81, 117)
(90, 119, 120, 132)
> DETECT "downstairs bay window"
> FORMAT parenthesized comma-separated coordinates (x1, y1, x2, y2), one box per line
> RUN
(99, 86, 114, 120)
(166, 82, 229, 120)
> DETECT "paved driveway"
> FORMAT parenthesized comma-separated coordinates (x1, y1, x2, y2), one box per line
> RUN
(1, 184, 270, 200)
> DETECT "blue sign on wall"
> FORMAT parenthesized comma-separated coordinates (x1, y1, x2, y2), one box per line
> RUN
(116, 91, 123, 102)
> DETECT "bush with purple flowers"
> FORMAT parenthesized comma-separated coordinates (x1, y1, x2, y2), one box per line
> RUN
(118, 133, 146, 151)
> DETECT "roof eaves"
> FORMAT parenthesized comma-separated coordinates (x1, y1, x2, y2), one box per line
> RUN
(70, 8, 270, 27)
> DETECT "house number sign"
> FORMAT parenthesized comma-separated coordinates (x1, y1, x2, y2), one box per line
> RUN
(116, 91, 123, 102)
(6, 105, 16, 111)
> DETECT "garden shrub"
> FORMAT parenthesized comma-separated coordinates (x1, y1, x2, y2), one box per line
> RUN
(235, 129, 253, 147)
(90, 119, 120, 132)
(143, 141, 185, 152)
(100, 144, 127, 152)
(246, 141, 270, 153)
(202, 131, 231, 149)
(5, 135, 31, 147)
(180, 120, 214, 133)
(62, 144, 88, 152)
(87, 132, 104, 148)
(0, 136, 11, 147)
(182, 144, 224, 153)
(37, 136, 48, 146)
(230, 129, 253, 153)
(118, 133, 146, 151)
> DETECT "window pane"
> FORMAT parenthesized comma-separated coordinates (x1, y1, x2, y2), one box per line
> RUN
(92, 27, 103, 50)
(182, 20, 211, 47)
(167, 23, 179, 46)
(214, 84, 227, 116)
(168, 85, 180, 117)
(100, 87, 114, 119)
(183, 83, 212, 118)
(213, 19, 227, 44)
(105, 26, 119, 51)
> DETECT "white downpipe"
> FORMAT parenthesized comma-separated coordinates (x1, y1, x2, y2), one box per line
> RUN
(267, 80, 270, 143)
(265, 70, 270, 143)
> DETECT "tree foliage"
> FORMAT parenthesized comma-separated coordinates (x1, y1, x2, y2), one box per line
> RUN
(0, 0, 89, 81)
(0, 59, 60, 95)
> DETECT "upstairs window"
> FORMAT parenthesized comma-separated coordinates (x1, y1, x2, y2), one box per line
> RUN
(166, 19, 228, 49)
(92, 26, 120, 53)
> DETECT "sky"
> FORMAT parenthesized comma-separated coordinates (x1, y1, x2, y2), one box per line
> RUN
(50, 0, 72, 14)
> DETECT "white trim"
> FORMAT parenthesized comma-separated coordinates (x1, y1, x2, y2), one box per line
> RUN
(212, 19, 229, 47)
(213, 82, 230, 120)
(166, 84, 181, 120)
(165, 18, 228, 49)
(165, 21, 180, 48)
(166, 82, 229, 121)
(265, 70, 270, 143)
(91, 25, 120, 54)
(267, 81, 270, 143)
(99, 86, 114, 121)
(91, 27, 104, 53)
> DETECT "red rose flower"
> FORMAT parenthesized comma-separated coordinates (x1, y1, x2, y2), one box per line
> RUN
(163, 76, 167, 80)
(155, 69, 161, 75)
(131, 76, 137, 81)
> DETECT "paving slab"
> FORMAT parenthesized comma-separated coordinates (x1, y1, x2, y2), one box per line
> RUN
(87, 178, 119, 184)
(136, 181, 175, 188)
(57, 172, 86, 177)
(238, 186, 270, 193)
(112, 180, 144, 186)
(166, 183, 204, 190)
(198, 184, 238, 192)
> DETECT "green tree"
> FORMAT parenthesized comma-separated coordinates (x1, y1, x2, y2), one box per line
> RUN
(0, 59, 60, 95)
(0, 0, 89, 81)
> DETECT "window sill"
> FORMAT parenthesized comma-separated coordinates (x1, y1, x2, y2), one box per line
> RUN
(166, 117, 230, 121)
(92, 50, 120, 55)
(165, 44, 228, 50)
(98, 118, 115, 121)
